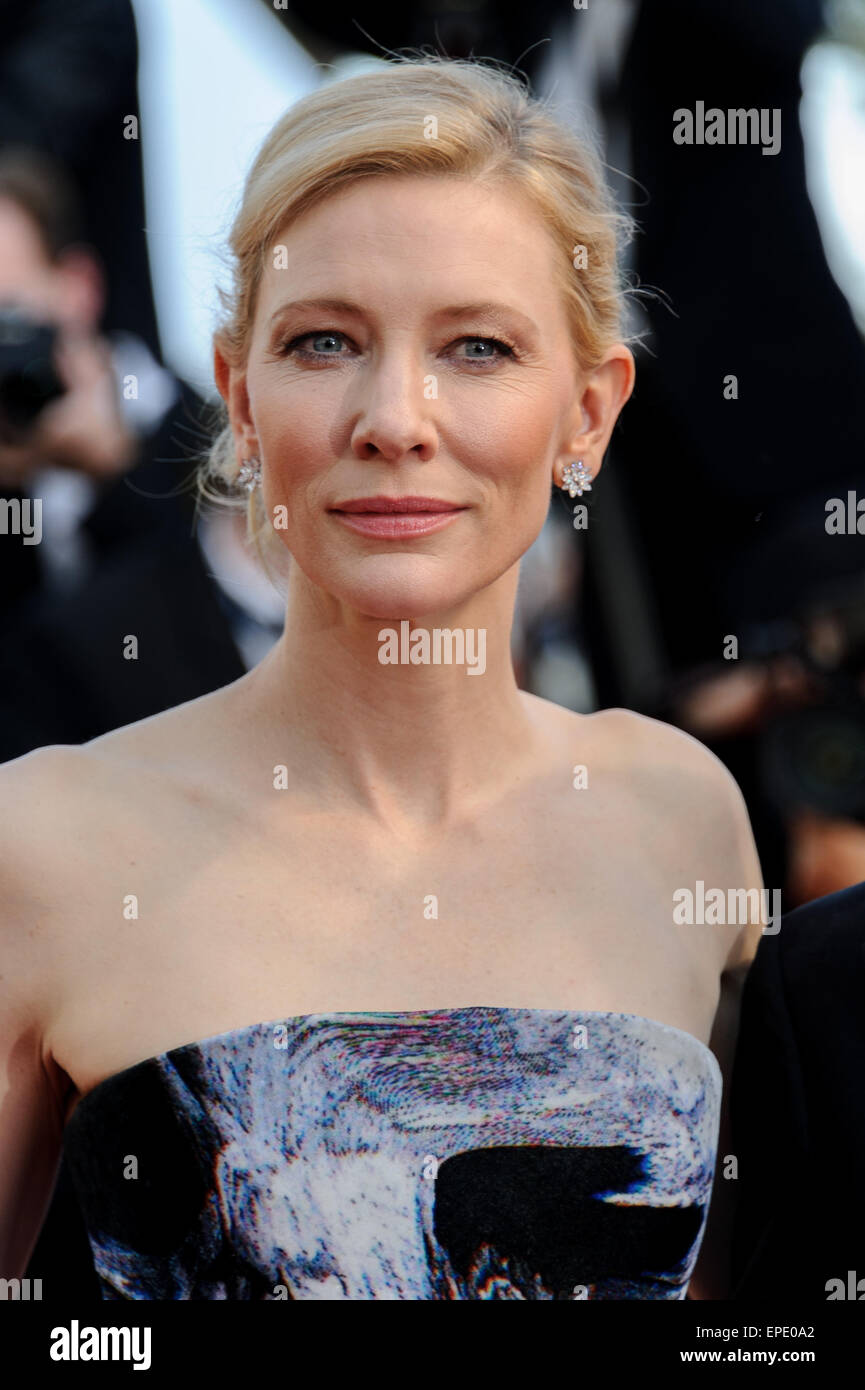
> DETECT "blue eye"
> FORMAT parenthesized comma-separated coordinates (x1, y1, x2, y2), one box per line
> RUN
(278, 331, 516, 364)
(282, 331, 349, 359)
(455, 337, 515, 363)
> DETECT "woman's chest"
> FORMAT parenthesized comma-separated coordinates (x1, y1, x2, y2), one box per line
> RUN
(51, 799, 727, 1099)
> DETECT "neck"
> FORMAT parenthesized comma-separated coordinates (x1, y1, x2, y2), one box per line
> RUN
(240, 561, 543, 833)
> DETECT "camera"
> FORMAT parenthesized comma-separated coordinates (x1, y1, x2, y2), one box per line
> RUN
(0, 303, 65, 435)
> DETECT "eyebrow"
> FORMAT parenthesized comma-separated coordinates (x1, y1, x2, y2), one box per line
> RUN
(267, 297, 539, 335)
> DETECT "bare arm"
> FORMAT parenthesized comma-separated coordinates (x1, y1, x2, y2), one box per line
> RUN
(687, 763, 766, 1301)
(687, 960, 750, 1300)
(0, 749, 73, 1278)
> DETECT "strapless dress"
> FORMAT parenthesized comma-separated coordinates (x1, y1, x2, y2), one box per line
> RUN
(61, 1007, 722, 1300)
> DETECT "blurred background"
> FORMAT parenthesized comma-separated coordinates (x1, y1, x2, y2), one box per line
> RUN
(1, 0, 864, 1294)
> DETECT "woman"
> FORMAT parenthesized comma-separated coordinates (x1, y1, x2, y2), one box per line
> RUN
(0, 56, 764, 1300)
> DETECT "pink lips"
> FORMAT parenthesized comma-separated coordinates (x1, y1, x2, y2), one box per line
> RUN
(330, 495, 467, 538)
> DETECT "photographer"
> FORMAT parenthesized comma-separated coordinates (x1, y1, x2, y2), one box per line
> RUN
(0, 150, 173, 624)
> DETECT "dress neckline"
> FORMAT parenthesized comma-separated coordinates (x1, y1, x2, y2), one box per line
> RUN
(64, 1006, 719, 1128)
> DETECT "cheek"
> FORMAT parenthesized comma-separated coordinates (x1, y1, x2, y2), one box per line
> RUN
(471, 398, 558, 508)
(256, 391, 335, 517)
(484, 397, 564, 547)
(265, 391, 326, 463)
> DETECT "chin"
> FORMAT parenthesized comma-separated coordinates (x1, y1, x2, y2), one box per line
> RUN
(320, 554, 479, 622)
(339, 583, 469, 624)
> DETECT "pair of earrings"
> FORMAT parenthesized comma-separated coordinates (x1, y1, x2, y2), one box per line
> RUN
(236, 456, 592, 497)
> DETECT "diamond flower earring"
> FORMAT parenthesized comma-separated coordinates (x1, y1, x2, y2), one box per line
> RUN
(560, 459, 592, 498)
(236, 455, 261, 492)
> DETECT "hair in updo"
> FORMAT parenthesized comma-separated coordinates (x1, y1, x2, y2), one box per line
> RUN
(200, 53, 636, 571)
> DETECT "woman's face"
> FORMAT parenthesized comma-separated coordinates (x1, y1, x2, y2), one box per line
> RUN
(221, 174, 623, 620)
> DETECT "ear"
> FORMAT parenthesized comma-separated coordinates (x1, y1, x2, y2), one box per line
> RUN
(213, 339, 260, 461)
(556, 344, 635, 485)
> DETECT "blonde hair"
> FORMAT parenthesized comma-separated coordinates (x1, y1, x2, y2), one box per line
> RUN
(200, 53, 636, 572)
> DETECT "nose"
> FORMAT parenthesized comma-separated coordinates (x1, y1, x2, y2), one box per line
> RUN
(349, 351, 438, 463)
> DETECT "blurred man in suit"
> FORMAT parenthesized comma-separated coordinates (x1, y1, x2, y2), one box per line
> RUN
(731, 878, 865, 1300)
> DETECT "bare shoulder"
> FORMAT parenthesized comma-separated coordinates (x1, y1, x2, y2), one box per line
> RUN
(83, 679, 239, 768)
(0, 695, 234, 1045)
(0, 741, 104, 857)
(592, 704, 730, 773)
(0, 743, 123, 906)
(532, 695, 745, 792)
(606, 706, 766, 973)
(533, 700, 766, 976)
(0, 678, 253, 916)
(0, 692, 220, 888)
(591, 705, 748, 806)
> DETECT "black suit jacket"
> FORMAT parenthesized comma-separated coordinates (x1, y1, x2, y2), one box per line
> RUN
(731, 879, 865, 1300)
(0, 523, 246, 759)
(0, 382, 246, 762)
